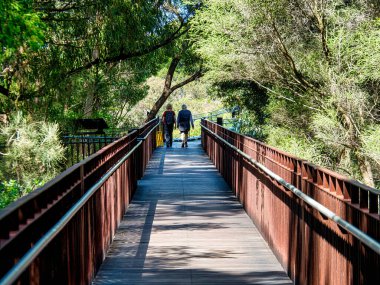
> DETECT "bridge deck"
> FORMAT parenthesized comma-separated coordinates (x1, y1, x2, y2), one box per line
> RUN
(93, 142, 292, 285)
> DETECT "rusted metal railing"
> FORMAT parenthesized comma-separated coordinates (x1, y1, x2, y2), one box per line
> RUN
(0, 118, 159, 285)
(201, 119, 380, 285)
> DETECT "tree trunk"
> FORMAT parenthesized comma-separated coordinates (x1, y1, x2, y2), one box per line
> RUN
(146, 56, 181, 121)
(83, 67, 100, 117)
(357, 154, 375, 187)
(146, 57, 202, 122)
(339, 107, 375, 187)
(83, 92, 95, 117)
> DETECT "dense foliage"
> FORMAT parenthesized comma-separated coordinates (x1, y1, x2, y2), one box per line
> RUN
(0, 0, 202, 207)
(1, 0, 198, 123)
(191, 0, 380, 187)
(1, 0, 379, 208)
(0, 112, 65, 207)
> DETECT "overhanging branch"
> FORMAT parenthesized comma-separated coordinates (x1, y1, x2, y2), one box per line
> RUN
(67, 22, 188, 77)
(170, 69, 203, 93)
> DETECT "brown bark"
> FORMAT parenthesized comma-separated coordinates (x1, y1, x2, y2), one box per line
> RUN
(338, 106, 375, 187)
(83, 92, 95, 117)
(312, 6, 331, 63)
(83, 67, 101, 117)
(298, 0, 331, 62)
(270, 20, 327, 98)
(146, 57, 202, 122)
(357, 155, 375, 187)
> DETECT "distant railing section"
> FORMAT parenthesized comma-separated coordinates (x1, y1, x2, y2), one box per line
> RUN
(0, 118, 159, 285)
(61, 128, 131, 167)
(201, 119, 380, 285)
(62, 135, 120, 166)
(192, 108, 231, 121)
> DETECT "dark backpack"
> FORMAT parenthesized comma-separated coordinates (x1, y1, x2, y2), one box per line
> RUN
(178, 110, 190, 122)
(165, 111, 174, 125)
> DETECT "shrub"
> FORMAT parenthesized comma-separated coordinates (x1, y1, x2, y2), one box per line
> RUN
(0, 112, 65, 208)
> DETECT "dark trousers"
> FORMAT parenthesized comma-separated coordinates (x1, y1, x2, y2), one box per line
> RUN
(164, 124, 174, 146)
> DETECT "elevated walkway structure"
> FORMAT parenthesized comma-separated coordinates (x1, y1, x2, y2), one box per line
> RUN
(0, 119, 379, 285)
(93, 144, 292, 284)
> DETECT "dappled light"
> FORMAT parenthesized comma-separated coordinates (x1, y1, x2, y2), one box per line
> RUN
(92, 142, 292, 285)
(1, 1, 380, 284)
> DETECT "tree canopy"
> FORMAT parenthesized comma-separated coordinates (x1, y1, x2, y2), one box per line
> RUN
(191, 0, 380, 187)
(1, 0, 379, 207)
(0, 0, 203, 207)
(0, 0, 200, 122)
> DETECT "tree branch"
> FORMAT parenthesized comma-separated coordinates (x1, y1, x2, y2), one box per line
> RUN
(146, 56, 203, 122)
(66, 22, 188, 77)
(170, 69, 203, 92)
(0, 84, 10, 97)
(270, 19, 327, 98)
(36, 3, 96, 13)
(164, 56, 181, 90)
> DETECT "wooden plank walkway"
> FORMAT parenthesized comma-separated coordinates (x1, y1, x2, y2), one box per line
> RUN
(93, 142, 293, 285)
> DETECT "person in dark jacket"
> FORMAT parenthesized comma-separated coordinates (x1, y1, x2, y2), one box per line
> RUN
(162, 103, 176, 147)
(177, 104, 194, 148)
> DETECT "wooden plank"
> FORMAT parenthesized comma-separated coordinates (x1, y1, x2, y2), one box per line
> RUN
(93, 143, 293, 285)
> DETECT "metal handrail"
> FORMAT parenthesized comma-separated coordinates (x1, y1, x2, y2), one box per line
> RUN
(137, 121, 160, 141)
(212, 129, 298, 171)
(201, 124, 380, 255)
(0, 139, 146, 285)
(205, 122, 380, 196)
(62, 135, 120, 139)
(143, 117, 160, 128)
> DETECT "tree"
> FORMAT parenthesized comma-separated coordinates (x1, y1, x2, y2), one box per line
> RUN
(0, 0, 196, 122)
(191, 0, 380, 187)
(142, 4, 204, 121)
(146, 53, 203, 121)
(0, 0, 45, 111)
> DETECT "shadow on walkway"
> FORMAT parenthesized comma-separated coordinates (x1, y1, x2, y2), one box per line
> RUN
(93, 142, 292, 285)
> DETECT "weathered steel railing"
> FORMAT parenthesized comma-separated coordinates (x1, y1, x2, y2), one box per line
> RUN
(0, 118, 159, 285)
(201, 119, 380, 285)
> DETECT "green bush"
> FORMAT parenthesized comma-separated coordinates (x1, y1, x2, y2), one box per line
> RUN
(0, 180, 21, 208)
(0, 112, 65, 208)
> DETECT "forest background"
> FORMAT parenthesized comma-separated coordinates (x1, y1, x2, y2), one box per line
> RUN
(1, 0, 379, 208)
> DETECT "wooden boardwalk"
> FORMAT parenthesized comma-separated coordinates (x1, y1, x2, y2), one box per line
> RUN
(93, 142, 292, 285)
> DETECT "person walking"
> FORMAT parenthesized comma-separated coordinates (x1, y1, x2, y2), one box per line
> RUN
(162, 103, 176, 147)
(177, 104, 194, 148)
